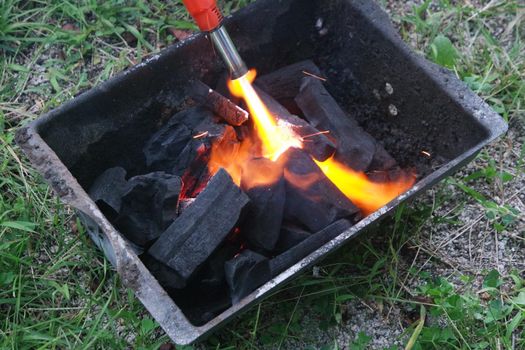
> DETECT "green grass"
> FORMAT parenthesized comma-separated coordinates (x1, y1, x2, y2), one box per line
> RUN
(1, 0, 524, 349)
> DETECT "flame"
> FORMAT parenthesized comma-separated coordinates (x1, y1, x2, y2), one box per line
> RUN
(227, 70, 302, 160)
(206, 69, 416, 216)
(314, 156, 416, 215)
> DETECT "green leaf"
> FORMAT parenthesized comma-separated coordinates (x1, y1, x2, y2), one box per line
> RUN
(483, 269, 502, 289)
(512, 292, 525, 306)
(484, 300, 511, 323)
(140, 317, 157, 334)
(350, 332, 371, 350)
(0, 220, 37, 232)
(0, 271, 15, 285)
(430, 35, 458, 68)
(506, 311, 524, 339)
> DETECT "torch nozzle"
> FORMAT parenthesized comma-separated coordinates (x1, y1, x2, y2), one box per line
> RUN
(210, 25, 248, 79)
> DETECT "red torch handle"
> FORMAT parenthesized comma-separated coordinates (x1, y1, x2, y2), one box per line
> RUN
(182, 0, 223, 32)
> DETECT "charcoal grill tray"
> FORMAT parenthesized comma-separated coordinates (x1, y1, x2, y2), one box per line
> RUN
(16, 0, 507, 344)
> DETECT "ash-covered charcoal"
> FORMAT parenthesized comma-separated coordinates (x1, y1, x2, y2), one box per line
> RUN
(256, 87, 335, 162)
(296, 77, 397, 171)
(191, 80, 249, 126)
(269, 219, 352, 276)
(114, 172, 182, 246)
(149, 169, 250, 280)
(274, 224, 311, 254)
(141, 253, 186, 289)
(256, 60, 322, 101)
(224, 250, 271, 303)
(281, 148, 359, 232)
(89, 167, 128, 214)
(143, 106, 214, 172)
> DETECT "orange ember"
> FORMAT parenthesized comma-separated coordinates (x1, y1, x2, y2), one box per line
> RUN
(207, 69, 416, 216)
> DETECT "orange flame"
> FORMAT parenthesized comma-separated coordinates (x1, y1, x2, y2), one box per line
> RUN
(314, 157, 416, 215)
(207, 69, 416, 216)
(227, 70, 302, 160)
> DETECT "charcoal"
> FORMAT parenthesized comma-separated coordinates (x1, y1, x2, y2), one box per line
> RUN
(143, 106, 214, 171)
(177, 198, 196, 214)
(168, 276, 231, 326)
(149, 169, 250, 280)
(141, 253, 186, 289)
(269, 219, 352, 275)
(89, 167, 128, 213)
(224, 250, 271, 303)
(274, 224, 311, 254)
(282, 148, 359, 232)
(255, 87, 335, 162)
(240, 158, 286, 252)
(114, 172, 181, 246)
(256, 60, 322, 101)
(200, 242, 240, 287)
(179, 125, 238, 197)
(295, 77, 396, 171)
(191, 80, 249, 126)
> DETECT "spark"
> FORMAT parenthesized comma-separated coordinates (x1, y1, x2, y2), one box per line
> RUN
(302, 70, 327, 81)
(193, 131, 209, 139)
(301, 130, 330, 140)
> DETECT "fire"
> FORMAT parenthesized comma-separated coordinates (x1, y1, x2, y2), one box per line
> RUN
(207, 69, 416, 216)
(227, 70, 302, 160)
(314, 157, 416, 215)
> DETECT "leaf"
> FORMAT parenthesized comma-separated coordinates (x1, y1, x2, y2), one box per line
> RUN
(430, 35, 458, 68)
(335, 294, 355, 302)
(483, 269, 502, 289)
(506, 311, 524, 339)
(0, 220, 37, 232)
(0, 271, 15, 285)
(140, 317, 157, 334)
(512, 292, 525, 306)
(484, 300, 511, 323)
(350, 332, 371, 350)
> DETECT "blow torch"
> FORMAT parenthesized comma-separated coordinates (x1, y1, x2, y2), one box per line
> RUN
(182, 0, 248, 79)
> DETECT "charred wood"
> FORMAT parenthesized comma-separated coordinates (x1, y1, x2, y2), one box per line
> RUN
(149, 169, 250, 280)
(256, 87, 335, 162)
(296, 77, 396, 171)
(269, 219, 352, 275)
(240, 157, 286, 252)
(281, 148, 359, 232)
(114, 172, 181, 246)
(191, 80, 248, 126)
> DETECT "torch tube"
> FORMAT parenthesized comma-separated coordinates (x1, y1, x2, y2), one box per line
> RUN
(210, 26, 248, 79)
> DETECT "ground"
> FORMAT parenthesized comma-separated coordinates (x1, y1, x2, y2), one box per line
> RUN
(0, 0, 523, 349)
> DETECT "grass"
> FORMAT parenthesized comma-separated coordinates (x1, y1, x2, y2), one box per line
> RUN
(0, 0, 523, 349)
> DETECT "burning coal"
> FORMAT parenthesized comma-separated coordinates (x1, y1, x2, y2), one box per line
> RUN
(210, 69, 415, 215)
(89, 60, 418, 326)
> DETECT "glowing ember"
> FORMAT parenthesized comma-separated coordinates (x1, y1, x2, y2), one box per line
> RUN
(314, 156, 416, 215)
(207, 69, 416, 216)
(227, 70, 302, 160)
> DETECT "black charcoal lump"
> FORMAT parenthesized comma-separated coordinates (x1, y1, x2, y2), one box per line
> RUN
(295, 77, 396, 171)
(114, 172, 182, 246)
(89, 168, 182, 246)
(142, 106, 215, 172)
(240, 158, 286, 252)
(149, 169, 250, 280)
